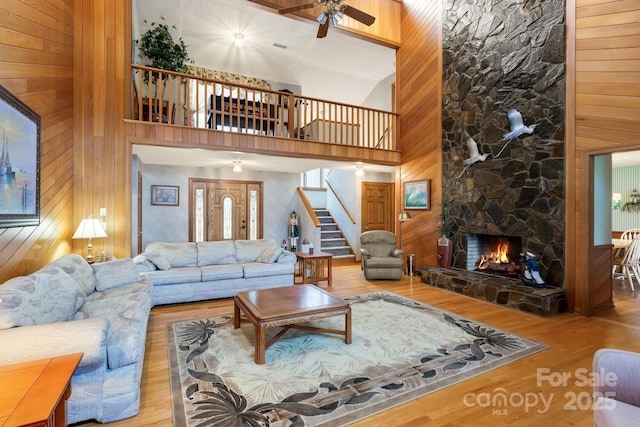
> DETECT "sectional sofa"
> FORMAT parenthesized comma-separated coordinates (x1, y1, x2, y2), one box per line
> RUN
(135, 239, 297, 305)
(0, 254, 152, 424)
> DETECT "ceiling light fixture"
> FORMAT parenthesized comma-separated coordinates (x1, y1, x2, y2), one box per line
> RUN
(233, 33, 244, 47)
(232, 161, 242, 173)
(355, 165, 364, 176)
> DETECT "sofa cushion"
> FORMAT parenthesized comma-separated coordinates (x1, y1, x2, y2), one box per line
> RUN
(0, 276, 69, 329)
(145, 242, 198, 268)
(29, 265, 87, 318)
(257, 246, 284, 263)
(200, 264, 244, 281)
(49, 254, 97, 295)
(76, 291, 151, 369)
(243, 262, 295, 278)
(196, 241, 237, 266)
(234, 239, 277, 263)
(144, 252, 172, 270)
(92, 258, 142, 291)
(144, 267, 201, 286)
(86, 276, 153, 303)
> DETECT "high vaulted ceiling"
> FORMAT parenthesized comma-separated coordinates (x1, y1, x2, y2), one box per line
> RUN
(132, 0, 396, 106)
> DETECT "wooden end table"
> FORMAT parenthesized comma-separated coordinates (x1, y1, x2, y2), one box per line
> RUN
(0, 352, 82, 426)
(234, 285, 351, 364)
(294, 251, 333, 286)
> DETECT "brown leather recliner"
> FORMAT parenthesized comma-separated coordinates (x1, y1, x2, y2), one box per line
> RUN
(359, 230, 403, 280)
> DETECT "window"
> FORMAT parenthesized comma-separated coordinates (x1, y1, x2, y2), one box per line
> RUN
(301, 168, 327, 188)
(223, 196, 232, 239)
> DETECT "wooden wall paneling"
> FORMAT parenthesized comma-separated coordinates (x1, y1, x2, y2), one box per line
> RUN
(74, 0, 132, 259)
(0, 0, 75, 283)
(396, 0, 442, 268)
(568, 0, 640, 314)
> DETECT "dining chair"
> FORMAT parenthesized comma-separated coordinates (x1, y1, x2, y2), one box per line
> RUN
(612, 228, 640, 278)
(614, 234, 640, 291)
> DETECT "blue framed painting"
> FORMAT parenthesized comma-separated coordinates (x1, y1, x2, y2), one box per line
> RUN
(404, 180, 430, 210)
(0, 84, 41, 228)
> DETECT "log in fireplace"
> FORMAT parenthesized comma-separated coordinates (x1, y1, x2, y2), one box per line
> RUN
(466, 234, 523, 278)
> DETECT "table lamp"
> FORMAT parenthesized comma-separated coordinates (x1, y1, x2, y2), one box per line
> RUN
(72, 216, 108, 262)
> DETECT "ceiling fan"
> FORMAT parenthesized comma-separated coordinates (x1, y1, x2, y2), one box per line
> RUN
(278, 0, 376, 39)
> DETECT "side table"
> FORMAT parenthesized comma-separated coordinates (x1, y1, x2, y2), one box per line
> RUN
(294, 251, 333, 286)
(0, 352, 82, 426)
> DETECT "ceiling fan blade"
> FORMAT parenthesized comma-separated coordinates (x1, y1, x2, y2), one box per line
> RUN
(342, 5, 376, 26)
(279, 3, 316, 15)
(317, 19, 329, 38)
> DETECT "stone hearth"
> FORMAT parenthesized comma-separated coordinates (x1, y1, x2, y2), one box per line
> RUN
(420, 266, 567, 316)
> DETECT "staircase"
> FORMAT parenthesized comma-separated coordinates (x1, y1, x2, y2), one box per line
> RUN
(315, 209, 356, 263)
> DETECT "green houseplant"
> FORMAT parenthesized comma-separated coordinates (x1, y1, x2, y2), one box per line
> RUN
(135, 17, 192, 122)
(136, 17, 192, 76)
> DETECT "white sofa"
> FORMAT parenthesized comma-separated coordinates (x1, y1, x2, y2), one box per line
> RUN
(0, 255, 152, 424)
(136, 239, 297, 305)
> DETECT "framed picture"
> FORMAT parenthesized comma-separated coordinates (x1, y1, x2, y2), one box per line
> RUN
(0, 85, 41, 228)
(151, 185, 179, 206)
(404, 180, 430, 210)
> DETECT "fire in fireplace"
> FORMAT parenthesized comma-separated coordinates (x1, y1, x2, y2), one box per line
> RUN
(466, 234, 522, 277)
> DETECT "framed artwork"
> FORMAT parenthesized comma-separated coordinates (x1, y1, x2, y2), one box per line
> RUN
(151, 185, 179, 206)
(404, 180, 430, 210)
(0, 84, 41, 228)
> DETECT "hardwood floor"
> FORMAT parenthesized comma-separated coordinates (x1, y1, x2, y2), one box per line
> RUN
(77, 264, 640, 426)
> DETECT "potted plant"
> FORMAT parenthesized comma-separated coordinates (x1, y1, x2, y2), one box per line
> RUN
(136, 17, 192, 122)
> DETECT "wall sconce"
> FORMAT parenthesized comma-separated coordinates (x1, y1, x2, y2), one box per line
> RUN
(612, 193, 622, 210)
(72, 216, 108, 262)
(232, 161, 242, 173)
(355, 165, 364, 176)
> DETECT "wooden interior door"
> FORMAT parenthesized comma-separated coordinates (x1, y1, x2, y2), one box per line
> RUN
(361, 182, 394, 232)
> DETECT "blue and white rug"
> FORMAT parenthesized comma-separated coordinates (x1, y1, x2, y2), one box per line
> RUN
(167, 291, 547, 426)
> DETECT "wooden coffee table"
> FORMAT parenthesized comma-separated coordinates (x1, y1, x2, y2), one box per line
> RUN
(234, 285, 352, 364)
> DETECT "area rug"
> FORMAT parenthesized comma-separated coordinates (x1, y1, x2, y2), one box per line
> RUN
(167, 291, 547, 426)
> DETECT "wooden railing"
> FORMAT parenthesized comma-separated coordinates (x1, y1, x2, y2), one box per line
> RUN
(132, 65, 398, 151)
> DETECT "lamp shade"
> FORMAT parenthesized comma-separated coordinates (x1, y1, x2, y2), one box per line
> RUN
(398, 211, 411, 222)
(73, 217, 108, 240)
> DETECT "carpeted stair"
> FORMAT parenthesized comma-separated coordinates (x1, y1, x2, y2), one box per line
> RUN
(315, 209, 355, 263)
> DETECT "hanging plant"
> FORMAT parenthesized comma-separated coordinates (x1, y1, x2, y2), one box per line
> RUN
(136, 17, 192, 81)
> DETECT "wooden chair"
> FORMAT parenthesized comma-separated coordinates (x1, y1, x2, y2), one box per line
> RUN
(612, 228, 640, 279)
(614, 234, 640, 291)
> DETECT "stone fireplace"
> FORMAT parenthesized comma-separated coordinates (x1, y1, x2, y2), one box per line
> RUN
(420, 0, 568, 316)
(439, 0, 566, 288)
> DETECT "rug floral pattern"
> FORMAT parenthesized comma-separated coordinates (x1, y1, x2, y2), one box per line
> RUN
(167, 292, 547, 426)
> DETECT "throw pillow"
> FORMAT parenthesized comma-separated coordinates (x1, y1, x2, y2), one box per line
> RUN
(144, 252, 172, 270)
(93, 258, 142, 291)
(257, 246, 284, 263)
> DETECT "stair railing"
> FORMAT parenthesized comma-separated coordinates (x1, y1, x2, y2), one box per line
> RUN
(326, 181, 356, 224)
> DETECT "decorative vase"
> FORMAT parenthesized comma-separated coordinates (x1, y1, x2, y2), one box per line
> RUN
(437, 234, 453, 268)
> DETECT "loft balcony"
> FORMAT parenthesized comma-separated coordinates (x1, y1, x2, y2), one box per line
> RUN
(129, 65, 400, 165)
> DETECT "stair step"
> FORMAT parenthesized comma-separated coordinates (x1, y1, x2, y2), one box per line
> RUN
(321, 231, 342, 239)
(321, 224, 338, 231)
(321, 238, 346, 248)
(318, 217, 334, 224)
(322, 246, 352, 256)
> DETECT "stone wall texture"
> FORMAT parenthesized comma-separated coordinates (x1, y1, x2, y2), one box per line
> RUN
(441, 0, 566, 286)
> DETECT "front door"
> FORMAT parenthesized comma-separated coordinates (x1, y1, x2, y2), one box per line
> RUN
(361, 182, 394, 232)
(190, 179, 262, 241)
